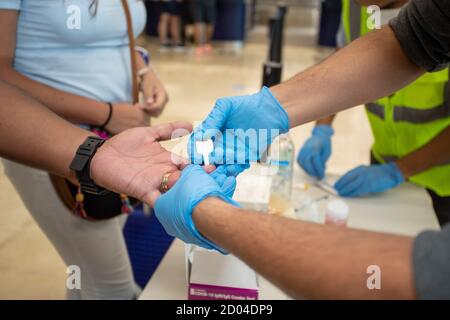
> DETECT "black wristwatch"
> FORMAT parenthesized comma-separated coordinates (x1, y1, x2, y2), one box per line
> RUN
(69, 136, 110, 195)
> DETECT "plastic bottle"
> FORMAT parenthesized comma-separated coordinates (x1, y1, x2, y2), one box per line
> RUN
(325, 199, 349, 227)
(270, 133, 295, 202)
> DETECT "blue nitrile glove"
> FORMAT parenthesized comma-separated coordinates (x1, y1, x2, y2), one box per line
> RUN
(334, 163, 404, 197)
(209, 165, 237, 198)
(189, 86, 290, 176)
(297, 125, 334, 179)
(154, 165, 239, 253)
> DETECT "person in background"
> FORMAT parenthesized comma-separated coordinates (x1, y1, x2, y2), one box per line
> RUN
(188, 0, 217, 55)
(158, 0, 184, 52)
(0, 0, 168, 299)
(297, 0, 450, 225)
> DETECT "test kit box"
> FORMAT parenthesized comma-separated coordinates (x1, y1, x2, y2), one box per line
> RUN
(184, 163, 269, 300)
(185, 245, 259, 300)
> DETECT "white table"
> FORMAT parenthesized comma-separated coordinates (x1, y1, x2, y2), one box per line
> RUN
(140, 170, 440, 300)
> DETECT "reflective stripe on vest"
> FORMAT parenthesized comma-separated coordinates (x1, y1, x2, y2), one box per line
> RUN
(380, 155, 450, 166)
(394, 103, 450, 123)
(367, 79, 450, 123)
(342, 0, 369, 44)
(366, 102, 385, 120)
(349, 1, 361, 42)
(366, 102, 450, 123)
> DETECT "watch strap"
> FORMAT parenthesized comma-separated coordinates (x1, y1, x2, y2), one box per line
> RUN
(69, 136, 109, 195)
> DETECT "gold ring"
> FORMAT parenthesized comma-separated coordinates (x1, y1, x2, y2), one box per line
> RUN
(159, 172, 171, 193)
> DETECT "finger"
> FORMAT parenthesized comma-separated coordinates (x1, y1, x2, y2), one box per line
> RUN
(212, 173, 227, 186)
(144, 95, 162, 111)
(150, 121, 193, 141)
(153, 90, 167, 109)
(210, 165, 227, 177)
(135, 103, 148, 110)
(140, 103, 157, 112)
(142, 83, 155, 104)
(334, 167, 364, 190)
(225, 164, 248, 176)
(146, 189, 161, 208)
(298, 151, 315, 177)
(320, 144, 331, 163)
(166, 170, 181, 189)
(311, 155, 325, 179)
(169, 152, 190, 169)
(305, 156, 319, 178)
(342, 188, 366, 197)
(203, 164, 216, 174)
(146, 96, 155, 105)
(166, 164, 211, 188)
(336, 176, 364, 197)
(221, 176, 237, 198)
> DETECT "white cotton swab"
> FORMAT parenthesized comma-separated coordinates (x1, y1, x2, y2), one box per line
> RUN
(195, 140, 214, 166)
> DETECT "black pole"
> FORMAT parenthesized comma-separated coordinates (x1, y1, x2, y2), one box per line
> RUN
(262, 3, 288, 88)
(269, 4, 287, 63)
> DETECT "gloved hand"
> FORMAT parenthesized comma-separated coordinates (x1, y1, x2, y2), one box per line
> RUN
(297, 125, 334, 179)
(334, 163, 404, 197)
(189, 86, 290, 176)
(154, 165, 238, 253)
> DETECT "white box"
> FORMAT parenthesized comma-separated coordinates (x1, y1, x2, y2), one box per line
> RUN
(186, 245, 258, 300)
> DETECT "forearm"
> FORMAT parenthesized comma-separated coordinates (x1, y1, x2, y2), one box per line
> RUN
(0, 67, 109, 126)
(0, 81, 89, 180)
(193, 197, 416, 299)
(316, 114, 336, 126)
(136, 50, 147, 71)
(396, 126, 450, 178)
(0, 10, 108, 126)
(272, 26, 424, 128)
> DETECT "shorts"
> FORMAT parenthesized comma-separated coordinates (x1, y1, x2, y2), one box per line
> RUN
(188, 0, 216, 24)
(160, 0, 181, 16)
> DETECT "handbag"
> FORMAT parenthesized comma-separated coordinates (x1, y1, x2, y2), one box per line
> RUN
(49, 0, 141, 220)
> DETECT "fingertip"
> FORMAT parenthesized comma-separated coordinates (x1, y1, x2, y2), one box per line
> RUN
(146, 190, 161, 208)
(225, 176, 237, 188)
(203, 165, 216, 173)
(222, 176, 237, 197)
(215, 174, 227, 186)
(213, 165, 226, 174)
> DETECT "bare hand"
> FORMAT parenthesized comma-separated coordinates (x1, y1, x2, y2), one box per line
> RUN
(90, 122, 214, 206)
(105, 102, 150, 135)
(139, 69, 169, 118)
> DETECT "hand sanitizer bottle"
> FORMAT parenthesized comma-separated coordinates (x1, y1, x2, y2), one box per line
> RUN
(270, 133, 295, 202)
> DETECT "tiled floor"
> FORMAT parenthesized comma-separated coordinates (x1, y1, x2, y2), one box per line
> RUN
(0, 33, 373, 299)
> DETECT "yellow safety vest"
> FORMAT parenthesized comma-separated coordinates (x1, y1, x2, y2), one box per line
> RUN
(341, 0, 450, 196)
